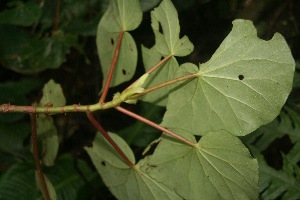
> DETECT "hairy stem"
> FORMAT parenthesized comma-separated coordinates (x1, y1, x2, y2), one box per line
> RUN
(116, 106, 196, 147)
(86, 111, 135, 168)
(30, 114, 51, 200)
(100, 31, 125, 104)
(132, 73, 199, 99)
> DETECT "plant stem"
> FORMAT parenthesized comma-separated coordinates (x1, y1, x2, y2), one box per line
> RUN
(30, 114, 51, 200)
(147, 54, 172, 74)
(100, 31, 125, 104)
(53, 0, 60, 31)
(116, 106, 196, 147)
(86, 111, 135, 168)
(131, 73, 199, 99)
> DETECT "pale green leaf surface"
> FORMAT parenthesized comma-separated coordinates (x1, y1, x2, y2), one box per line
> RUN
(35, 172, 57, 200)
(40, 79, 66, 107)
(100, 0, 142, 32)
(85, 132, 182, 200)
(151, 0, 193, 56)
(162, 19, 295, 136)
(97, 30, 138, 91)
(141, 46, 178, 105)
(36, 114, 59, 167)
(97, 0, 142, 91)
(146, 130, 259, 200)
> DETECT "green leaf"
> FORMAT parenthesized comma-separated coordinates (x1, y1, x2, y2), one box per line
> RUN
(140, 0, 161, 12)
(43, 155, 96, 200)
(118, 102, 163, 147)
(141, 46, 178, 106)
(0, 163, 39, 200)
(97, 0, 142, 90)
(146, 130, 259, 200)
(0, 27, 77, 73)
(40, 79, 66, 107)
(259, 153, 300, 200)
(0, 155, 96, 200)
(36, 114, 59, 167)
(37, 80, 65, 166)
(35, 172, 57, 200)
(0, 122, 30, 157)
(151, 0, 194, 56)
(0, 79, 41, 122)
(162, 19, 295, 136)
(85, 132, 182, 200)
(0, 1, 41, 26)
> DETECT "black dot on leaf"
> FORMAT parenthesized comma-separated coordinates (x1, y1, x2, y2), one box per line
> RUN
(158, 22, 163, 34)
(238, 75, 244, 80)
(101, 161, 106, 166)
(111, 38, 114, 45)
(122, 69, 127, 75)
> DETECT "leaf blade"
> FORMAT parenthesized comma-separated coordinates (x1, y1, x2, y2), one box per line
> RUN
(162, 19, 295, 136)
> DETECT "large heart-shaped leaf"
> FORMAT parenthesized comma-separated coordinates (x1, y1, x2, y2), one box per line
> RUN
(162, 19, 295, 136)
(85, 132, 182, 200)
(146, 130, 259, 200)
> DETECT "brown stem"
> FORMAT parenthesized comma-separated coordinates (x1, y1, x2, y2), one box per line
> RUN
(147, 54, 172, 74)
(30, 114, 50, 200)
(86, 111, 135, 168)
(116, 106, 196, 147)
(53, 0, 61, 31)
(100, 31, 125, 104)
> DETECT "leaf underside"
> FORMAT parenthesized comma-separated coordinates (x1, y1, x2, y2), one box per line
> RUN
(97, 0, 142, 92)
(86, 131, 258, 200)
(141, 0, 194, 106)
(162, 19, 295, 136)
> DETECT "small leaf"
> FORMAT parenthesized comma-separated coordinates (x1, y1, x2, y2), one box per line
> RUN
(36, 114, 59, 167)
(146, 130, 259, 200)
(85, 132, 182, 200)
(0, 1, 41, 26)
(162, 19, 295, 136)
(37, 80, 65, 166)
(40, 80, 66, 107)
(151, 0, 193, 56)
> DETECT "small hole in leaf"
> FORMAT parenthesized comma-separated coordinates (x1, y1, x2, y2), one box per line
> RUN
(122, 69, 127, 75)
(238, 75, 244, 80)
(158, 22, 163, 34)
(101, 161, 106, 166)
(111, 38, 114, 45)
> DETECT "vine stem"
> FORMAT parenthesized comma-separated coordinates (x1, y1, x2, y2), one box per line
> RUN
(86, 111, 135, 168)
(132, 73, 199, 99)
(100, 31, 125, 104)
(30, 114, 51, 200)
(115, 106, 196, 147)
